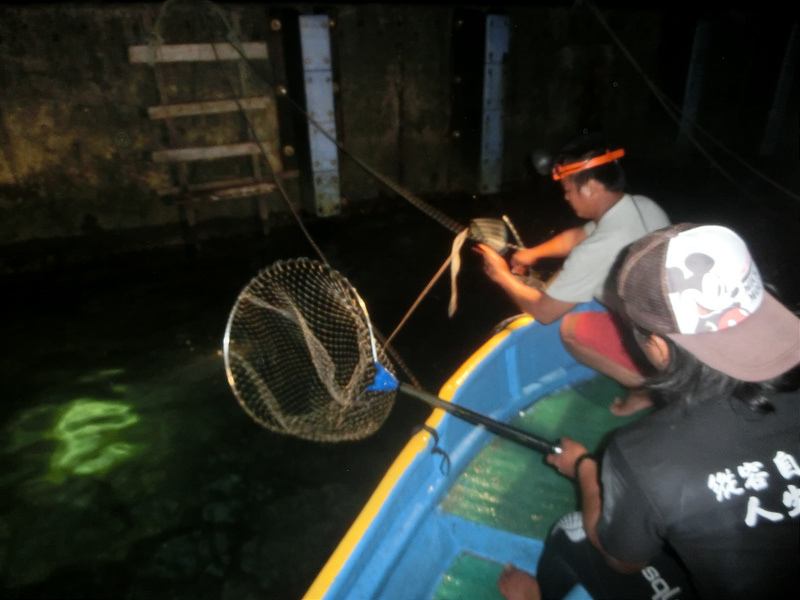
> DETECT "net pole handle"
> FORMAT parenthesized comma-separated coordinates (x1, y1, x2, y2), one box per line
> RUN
(398, 384, 562, 455)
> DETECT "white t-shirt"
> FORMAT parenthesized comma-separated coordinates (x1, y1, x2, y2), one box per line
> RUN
(545, 194, 670, 303)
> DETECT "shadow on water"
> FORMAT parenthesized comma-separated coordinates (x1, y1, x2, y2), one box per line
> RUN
(0, 170, 798, 599)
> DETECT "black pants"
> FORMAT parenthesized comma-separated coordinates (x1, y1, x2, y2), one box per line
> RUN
(537, 512, 698, 600)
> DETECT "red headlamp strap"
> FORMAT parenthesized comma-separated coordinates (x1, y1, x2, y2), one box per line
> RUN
(551, 148, 625, 181)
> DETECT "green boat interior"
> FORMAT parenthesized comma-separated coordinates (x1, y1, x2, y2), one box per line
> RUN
(434, 375, 647, 600)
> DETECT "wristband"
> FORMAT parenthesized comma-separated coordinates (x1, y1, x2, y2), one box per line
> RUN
(573, 452, 595, 478)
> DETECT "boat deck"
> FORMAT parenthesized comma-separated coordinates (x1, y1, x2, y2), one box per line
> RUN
(433, 375, 645, 600)
(303, 311, 652, 600)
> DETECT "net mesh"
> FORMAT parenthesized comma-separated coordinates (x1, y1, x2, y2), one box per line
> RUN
(223, 259, 397, 442)
(469, 218, 509, 253)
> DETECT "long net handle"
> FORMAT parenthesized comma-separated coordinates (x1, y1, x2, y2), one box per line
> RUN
(399, 384, 561, 455)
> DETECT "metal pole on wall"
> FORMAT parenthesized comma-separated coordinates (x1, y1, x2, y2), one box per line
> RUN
(299, 14, 341, 217)
(759, 23, 798, 157)
(479, 14, 509, 194)
(678, 20, 708, 143)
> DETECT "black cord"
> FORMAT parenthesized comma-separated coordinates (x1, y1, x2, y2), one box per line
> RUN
(413, 425, 451, 476)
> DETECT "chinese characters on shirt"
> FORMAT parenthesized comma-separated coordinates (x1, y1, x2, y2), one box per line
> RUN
(707, 450, 800, 527)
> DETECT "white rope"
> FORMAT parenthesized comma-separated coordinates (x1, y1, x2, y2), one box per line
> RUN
(448, 228, 469, 318)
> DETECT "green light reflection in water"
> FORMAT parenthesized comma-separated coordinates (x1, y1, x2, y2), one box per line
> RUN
(47, 393, 144, 483)
(76, 368, 126, 384)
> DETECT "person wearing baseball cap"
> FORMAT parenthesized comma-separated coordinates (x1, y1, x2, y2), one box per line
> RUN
(498, 224, 800, 600)
(477, 135, 670, 417)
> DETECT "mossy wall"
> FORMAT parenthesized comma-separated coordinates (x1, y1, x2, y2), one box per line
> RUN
(0, 3, 795, 263)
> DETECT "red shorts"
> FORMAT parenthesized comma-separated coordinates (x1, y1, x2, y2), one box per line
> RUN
(572, 311, 642, 374)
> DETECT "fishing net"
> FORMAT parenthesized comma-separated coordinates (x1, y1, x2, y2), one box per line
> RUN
(448, 217, 513, 317)
(468, 218, 510, 252)
(223, 258, 397, 442)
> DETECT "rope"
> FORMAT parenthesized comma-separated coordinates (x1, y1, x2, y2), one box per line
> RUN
(385, 255, 452, 345)
(208, 28, 329, 263)
(448, 229, 469, 318)
(502, 215, 525, 247)
(581, 0, 800, 204)
(195, 2, 523, 245)
(176, 2, 527, 387)
(194, 6, 425, 387)
(146, 3, 524, 388)
(198, 3, 468, 235)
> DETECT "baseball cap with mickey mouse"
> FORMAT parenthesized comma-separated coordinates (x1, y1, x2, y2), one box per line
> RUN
(616, 223, 800, 381)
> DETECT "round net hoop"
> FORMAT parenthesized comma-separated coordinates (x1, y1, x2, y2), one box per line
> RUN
(223, 259, 397, 442)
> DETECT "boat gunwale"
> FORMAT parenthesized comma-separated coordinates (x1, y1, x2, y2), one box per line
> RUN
(302, 316, 533, 599)
(302, 302, 605, 600)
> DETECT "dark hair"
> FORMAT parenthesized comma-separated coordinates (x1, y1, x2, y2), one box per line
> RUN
(631, 325, 778, 414)
(607, 237, 798, 413)
(554, 135, 626, 192)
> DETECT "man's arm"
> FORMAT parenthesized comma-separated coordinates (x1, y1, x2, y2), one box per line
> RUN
(549, 438, 648, 574)
(574, 453, 648, 574)
(476, 244, 577, 324)
(510, 226, 589, 272)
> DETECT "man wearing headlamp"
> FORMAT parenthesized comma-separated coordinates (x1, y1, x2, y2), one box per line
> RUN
(476, 138, 669, 416)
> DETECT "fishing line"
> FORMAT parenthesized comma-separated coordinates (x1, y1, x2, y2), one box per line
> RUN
(194, 1, 524, 248)
(223, 257, 562, 454)
(186, 6, 445, 390)
(193, 3, 524, 332)
(581, 0, 800, 204)
(385, 255, 452, 346)
(198, 2, 428, 387)
(149, 1, 526, 387)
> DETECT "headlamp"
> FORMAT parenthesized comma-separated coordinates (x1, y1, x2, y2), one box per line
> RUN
(551, 148, 625, 181)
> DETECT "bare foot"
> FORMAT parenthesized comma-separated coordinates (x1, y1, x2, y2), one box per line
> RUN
(610, 389, 653, 416)
(497, 564, 541, 600)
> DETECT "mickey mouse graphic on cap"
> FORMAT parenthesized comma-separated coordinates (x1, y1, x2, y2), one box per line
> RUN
(617, 223, 800, 382)
(665, 228, 763, 334)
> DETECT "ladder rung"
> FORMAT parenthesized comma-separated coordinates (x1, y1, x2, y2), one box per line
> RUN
(207, 182, 277, 201)
(129, 42, 268, 64)
(157, 171, 299, 197)
(152, 142, 261, 163)
(147, 97, 272, 119)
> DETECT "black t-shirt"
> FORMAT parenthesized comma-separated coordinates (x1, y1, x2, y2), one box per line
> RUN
(597, 389, 800, 600)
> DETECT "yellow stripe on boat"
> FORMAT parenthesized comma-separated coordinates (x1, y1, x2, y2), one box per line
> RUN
(440, 315, 533, 400)
(302, 315, 533, 600)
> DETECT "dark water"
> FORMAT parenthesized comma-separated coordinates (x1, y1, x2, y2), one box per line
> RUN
(1, 167, 798, 599)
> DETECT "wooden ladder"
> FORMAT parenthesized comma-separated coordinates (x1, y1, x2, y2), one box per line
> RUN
(129, 19, 297, 241)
